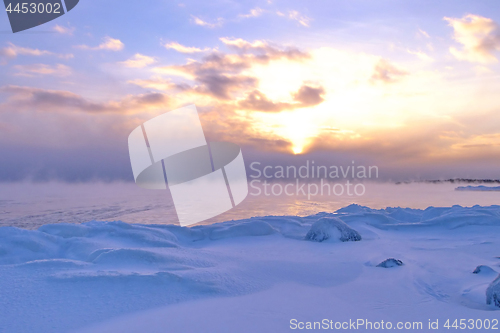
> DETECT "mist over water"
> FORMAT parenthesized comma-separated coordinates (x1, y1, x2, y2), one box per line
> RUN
(1, 181, 499, 229)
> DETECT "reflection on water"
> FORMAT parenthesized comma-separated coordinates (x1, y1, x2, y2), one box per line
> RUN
(0, 182, 499, 229)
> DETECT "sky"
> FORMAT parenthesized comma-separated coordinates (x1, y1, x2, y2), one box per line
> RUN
(1, 0, 500, 182)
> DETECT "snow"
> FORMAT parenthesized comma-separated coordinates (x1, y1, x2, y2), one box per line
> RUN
(473, 265, 497, 275)
(456, 185, 500, 191)
(305, 217, 362, 242)
(0, 204, 499, 333)
(376, 258, 404, 268)
(487, 274, 500, 307)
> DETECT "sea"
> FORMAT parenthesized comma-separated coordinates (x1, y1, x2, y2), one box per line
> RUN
(0, 181, 499, 229)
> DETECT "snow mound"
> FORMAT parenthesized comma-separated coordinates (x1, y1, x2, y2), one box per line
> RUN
(472, 265, 497, 275)
(486, 274, 500, 308)
(208, 220, 276, 240)
(335, 204, 500, 229)
(376, 258, 404, 268)
(305, 217, 362, 242)
(336, 204, 375, 214)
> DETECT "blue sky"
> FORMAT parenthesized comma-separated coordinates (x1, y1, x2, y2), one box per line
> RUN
(1, 0, 500, 181)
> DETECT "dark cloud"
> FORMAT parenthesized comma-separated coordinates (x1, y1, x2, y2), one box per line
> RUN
(132, 92, 168, 105)
(292, 85, 325, 106)
(0, 86, 169, 113)
(238, 84, 325, 112)
(247, 137, 292, 151)
(195, 74, 257, 100)
(161, 53, 258, 100)
(370, 59, 408, 84)
(238, 90, 290, 112)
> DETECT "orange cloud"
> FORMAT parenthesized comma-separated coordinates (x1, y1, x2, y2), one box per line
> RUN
(119, 54, 156, 68)
(370, 59, 408, 84)
(191, 15, 223, 28)
(0, 42, 73, 63)
(444, 14, 500, 63)
(76, 37, 124, 51)
(13, 64, 72, 77)
(53, 24, 75, 35)
(238, 84, 325, 112)
(164, 42, 211, 54)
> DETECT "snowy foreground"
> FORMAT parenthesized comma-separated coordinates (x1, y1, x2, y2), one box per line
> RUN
(1, 205, 499, 332)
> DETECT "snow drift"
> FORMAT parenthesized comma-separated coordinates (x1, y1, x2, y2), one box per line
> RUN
(473, 265, 497, 275)
(1, 204, 500, 333)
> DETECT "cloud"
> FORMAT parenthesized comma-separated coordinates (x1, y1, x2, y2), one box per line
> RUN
(0, 43, 51, 57)
(128, 77, 191, 91)
(0, 86, 169, 114)
(164, 42, 210, 54)
(370, 59, 408, 83)
(0, 87, 150, 182)
(220, 37, 267, 50)
(2, 30, 499, 182)
(119, 54, 156, 68)
(238, 90, 289, 112)
(444, 14, 500, 63)
(197, 73, 257, 100)
(76, 37, 124, 51)
(13, 64, 72, 77)
(276, 10, 311, 27)
(153, 39, 309, 100)
(237, 84, 325, 112)
(191, 15, 224, 28)
(220, 37, 309, 60)
(129, 39, 322, 153)
(417, 28, 430, 38)
(196, 104, 294, 154)
(53, 24, 75, 35)
(0, 42, 73, 63)
(137, 40, 443, 159)
(296, 110, 500, 178)
(407, 49, 434, 61)
(292, 85, 325, 106)
(239, 7, 264, 18)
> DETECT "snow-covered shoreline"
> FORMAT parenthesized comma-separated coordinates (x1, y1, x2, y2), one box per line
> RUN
(456, 185, 500, 192)
(1, 204, 499, 332)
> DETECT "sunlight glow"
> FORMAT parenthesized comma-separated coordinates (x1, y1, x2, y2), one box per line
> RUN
(237, 47, 458, 154)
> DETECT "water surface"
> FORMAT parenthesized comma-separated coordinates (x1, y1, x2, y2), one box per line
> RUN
(1, 182, 499, 229)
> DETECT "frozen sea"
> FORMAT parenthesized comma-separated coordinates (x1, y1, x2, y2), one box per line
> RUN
(1, 181, 500, 229)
